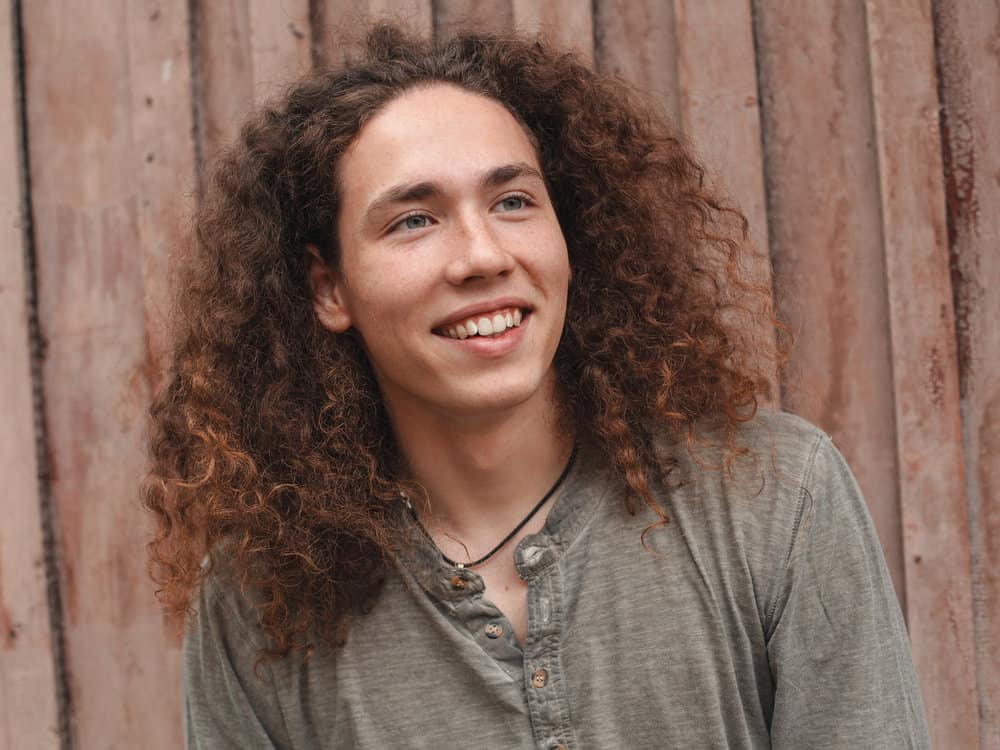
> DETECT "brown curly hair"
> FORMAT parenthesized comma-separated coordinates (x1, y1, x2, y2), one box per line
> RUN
(144, 23, 780, 656)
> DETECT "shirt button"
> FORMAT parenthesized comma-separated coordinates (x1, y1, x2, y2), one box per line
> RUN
(531, 668, 548, 688)
(484, 623, 503, 639)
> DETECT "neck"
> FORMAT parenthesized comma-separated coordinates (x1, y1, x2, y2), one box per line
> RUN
(388, 375, 574, 545)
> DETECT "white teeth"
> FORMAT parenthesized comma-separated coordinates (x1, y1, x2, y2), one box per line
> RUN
(440, 308, 525, 339)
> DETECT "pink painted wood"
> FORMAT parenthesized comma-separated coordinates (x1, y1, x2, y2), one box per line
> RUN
(434, 0, 514, 36)
(195, 0, 254, 165)
(197, 0, 311, 166)
(865, 0, 979, 744)
(315, 0, 433, 67)
(0, 2, 60, 747)
(593, 0, 680, 125)
(513, 0, 595, 64)
(934, 0, 1000, 745)
(753, 2, 906, 605)
(247, 1, 313, 103)
(672, 0, 777, 404)
(20, 0, 194, 746)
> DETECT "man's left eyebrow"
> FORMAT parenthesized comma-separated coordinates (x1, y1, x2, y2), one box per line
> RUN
(481, 162, 544, 188)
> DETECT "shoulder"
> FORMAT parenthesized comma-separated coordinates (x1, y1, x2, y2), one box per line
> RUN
(187, 549, 270, 655)
(659, 410, 875, 633)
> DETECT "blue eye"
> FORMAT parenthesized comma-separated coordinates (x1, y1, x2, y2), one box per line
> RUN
(395, 214, 430, 231)
(497, 195, 526, 212)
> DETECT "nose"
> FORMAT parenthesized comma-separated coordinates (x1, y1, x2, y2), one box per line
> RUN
(443, 214, 515, 285)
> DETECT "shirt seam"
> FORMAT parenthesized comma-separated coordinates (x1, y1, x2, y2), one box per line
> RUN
(763, 430, 824, 638)
(201, 576, 294, 747)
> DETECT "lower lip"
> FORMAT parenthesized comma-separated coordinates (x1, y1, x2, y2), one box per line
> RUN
(436, 315, 529, 358)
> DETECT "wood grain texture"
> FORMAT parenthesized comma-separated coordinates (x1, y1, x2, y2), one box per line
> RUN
(753, 1, 905, 605)
(0, 2, 60, 747)
(512, 0, 594, 64)
(197, 0, 311, 165)
(593, 0, 679, 125)
(195, 0, 254, 164)
(673, 0, 776, 403)
(864, 0, 978, 745)
(21, 0, 194, 746)
(434, 0, 513, 36)
(933, 0, 1000, 746)
(314, 0, 433, 67)
(247, 0, 312, 102)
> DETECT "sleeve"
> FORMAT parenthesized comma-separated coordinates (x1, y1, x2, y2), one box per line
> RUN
(183, 571, 291, 750)
(765, 433, 931, 749)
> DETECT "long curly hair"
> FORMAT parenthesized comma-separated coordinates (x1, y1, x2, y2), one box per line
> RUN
(144, 23, 780, 656)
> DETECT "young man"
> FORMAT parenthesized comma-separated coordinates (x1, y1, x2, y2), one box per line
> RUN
(146, 25, 930, 749)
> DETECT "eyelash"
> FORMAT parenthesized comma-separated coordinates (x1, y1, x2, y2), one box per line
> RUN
(388, 191, 535, 234)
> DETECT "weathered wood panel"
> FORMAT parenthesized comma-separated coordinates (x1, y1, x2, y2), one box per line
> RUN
(0, 2, 60, 747)
(593, 0, 680, 125)
(21, 0, 194, 745)
(306, 1, 433, 81)
(864, 0, 978, 745)
(248, 1, 312, 102)
(434, 0, 513, 36)
(512, 0, 594, 64)
(196, 0, 312, 165)
(753, 1, 905, 603)
(673, 0, 776, 403)
(933, 1, 1000, 746)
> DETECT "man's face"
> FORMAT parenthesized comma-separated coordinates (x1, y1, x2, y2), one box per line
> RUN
(313, 83, 570, 423)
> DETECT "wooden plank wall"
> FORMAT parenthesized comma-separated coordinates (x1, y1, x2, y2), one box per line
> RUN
(3, 1, 996, 747)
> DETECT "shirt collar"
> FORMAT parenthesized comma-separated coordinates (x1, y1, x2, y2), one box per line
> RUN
(393, 440, 615, 600)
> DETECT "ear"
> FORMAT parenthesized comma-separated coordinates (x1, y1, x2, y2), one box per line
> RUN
(307, 245, 353, 333)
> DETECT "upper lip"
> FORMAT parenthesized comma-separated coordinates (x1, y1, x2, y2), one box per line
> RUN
(433, 297, 532, 330)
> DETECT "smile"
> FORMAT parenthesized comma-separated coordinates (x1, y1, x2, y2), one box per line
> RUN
(435, 307, 526, 340)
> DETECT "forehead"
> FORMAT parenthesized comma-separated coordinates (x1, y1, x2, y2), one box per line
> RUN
(337, 84, 541, 204)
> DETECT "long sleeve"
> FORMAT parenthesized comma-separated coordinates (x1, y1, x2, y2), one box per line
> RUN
(765, 433, 931, 748)
(183, 571, 290, 750)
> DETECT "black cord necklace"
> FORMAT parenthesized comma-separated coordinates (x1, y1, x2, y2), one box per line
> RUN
(403, 446, 577, 570)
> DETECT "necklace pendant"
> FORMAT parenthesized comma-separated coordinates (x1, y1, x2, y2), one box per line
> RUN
(456, 563, 465, 569)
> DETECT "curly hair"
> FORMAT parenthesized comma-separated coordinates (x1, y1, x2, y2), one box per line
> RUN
(144, 23, 780, 656)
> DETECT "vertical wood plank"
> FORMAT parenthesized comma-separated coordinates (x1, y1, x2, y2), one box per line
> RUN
(933, 0, 1000, 746)
(753, 1, 905, 603)
(672, 0, 776, 402)
(21, 0, 194, 746)
(512, 0, 594, 64)
(197, 0, 311, 165)
(593, 0, 680, 126)
(194, 0, 253, 163)
(0, 1, 60, 747)
(433, 0, 513, 36)
(313, 0, 433, 70)
(247, 0, 312, 102)
(864, 0, 978, 744)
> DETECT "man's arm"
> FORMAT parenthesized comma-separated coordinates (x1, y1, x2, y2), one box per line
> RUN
(183, 569, 289, 750)
(765, 433, 931, 748)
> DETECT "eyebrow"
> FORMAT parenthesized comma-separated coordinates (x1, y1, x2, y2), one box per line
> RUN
(362, 162, 545, 226)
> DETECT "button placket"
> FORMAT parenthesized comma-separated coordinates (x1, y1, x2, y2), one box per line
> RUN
(522, 562, 576, 750)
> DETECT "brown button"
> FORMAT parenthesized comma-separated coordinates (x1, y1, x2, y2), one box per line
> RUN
(484, 623, 504, 639)
(531, 668, 548, 688)
(449, 575, 466, 589)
